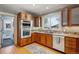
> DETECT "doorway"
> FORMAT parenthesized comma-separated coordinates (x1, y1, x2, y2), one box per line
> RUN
(0, 15, 14, 48)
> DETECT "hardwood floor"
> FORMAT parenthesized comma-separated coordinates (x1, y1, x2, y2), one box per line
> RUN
(0, 43, 61, 54)
(0, 45, 31, 54)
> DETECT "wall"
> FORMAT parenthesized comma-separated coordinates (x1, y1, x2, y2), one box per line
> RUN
(63, 26, 79, 33)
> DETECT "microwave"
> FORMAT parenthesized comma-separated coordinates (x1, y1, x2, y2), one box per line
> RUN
(20, 20, 32, 38)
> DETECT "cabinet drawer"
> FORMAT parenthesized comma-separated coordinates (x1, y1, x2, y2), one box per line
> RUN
(65, 38, 76, 43)
(65, 47, 76, 54)
(20, 39, 26, 44)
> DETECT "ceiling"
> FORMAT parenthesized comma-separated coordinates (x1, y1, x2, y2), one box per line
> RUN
(0, 4, 70, 16)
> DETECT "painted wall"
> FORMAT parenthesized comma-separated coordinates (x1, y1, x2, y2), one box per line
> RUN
(63, 26, 79, 33)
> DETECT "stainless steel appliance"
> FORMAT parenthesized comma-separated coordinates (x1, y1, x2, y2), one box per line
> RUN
(53, 35, 64, 52)
(20, 20, 32, 38)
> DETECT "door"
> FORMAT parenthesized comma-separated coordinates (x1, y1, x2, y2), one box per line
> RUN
(1, 15, 14, 47)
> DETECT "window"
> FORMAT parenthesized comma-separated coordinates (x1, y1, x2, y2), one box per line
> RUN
(43, 12, 61, 29)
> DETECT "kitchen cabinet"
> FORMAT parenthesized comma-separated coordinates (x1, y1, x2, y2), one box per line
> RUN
(62, 6, 79, 26)
(62, 8, 68, 26)
(65, 36, 79, 54)
(26, 37, 31, 44)
(40, 34, 46, 45)
(71, 7, 79, 26)
(19, 37, 31, 46)
(17, 11, 33, 47)
(20, 38, 27, 46)
(31, 33, 52, 48)
(31, 33, 38, 42)
(46, 34, 52, 48)
(32, 33, 41, 43)
(17, 11, 33, 20)
(33, 16, 42, 27)
(36, 33, 41, 43)
(17, 11, 27, 20)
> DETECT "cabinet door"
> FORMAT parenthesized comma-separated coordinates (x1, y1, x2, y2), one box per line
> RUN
(71, 7, 79, 25)
(65, 47, 76, 54)
(27, 37, 31, 44)
(65, 37, 77, 53)
(65, 37, 76, 48)
(17, 12, 26, 20)
(33, 17, 41, 27)
(62, 8, 68, 26)
(40, 34, 46, 45)
(36, 33, 41, 43)
(20, 38, 26, 46)
(31, 33, 37, 42)
(46, 34, 52, 48)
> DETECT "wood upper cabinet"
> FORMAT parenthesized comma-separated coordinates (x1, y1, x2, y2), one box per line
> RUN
(62, 8, 68, 26)
(46, 34, 52, 48)
(33, 16, 42, 27)
(65, 36, 79, 54)
(17, 11, 27, 20)
(17, 11, 33, 20)
(62, 6, 79, 26)
(71, 7, 79, 26)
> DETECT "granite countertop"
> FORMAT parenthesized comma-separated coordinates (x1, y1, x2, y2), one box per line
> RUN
(32, 31, 79, 38)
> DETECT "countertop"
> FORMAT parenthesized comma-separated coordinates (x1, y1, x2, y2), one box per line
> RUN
(32, 31, 79, 38)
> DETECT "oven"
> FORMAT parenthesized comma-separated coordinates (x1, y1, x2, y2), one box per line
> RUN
(20, 20, 32, 38)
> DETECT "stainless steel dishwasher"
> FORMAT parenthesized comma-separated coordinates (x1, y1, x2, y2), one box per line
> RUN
(53, 35, 64, 52)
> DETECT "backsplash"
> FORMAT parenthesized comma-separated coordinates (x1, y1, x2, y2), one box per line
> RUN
(63, 26, 79, 33)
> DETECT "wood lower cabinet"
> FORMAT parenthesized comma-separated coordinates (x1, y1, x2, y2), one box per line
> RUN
(18, 37, 31, 47)
(31, 33, 37, 42)
(65, 36, 79, 54)
(26, 37, 31, 44)
(46, 34, 52, 48)
(36, 33, 41, 43)
(32, 33, 52, 48)
(20, 38, 26, 46)
(40, 34, 46, 45)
